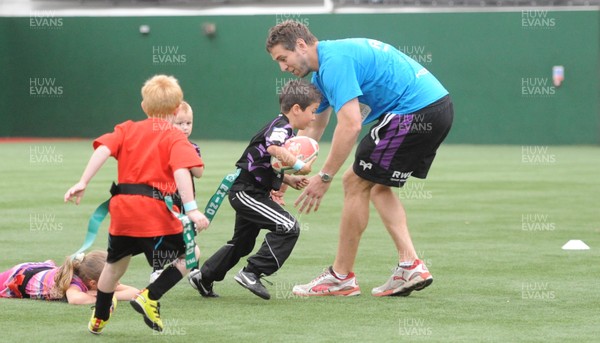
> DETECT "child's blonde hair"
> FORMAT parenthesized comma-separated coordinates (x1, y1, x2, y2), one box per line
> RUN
(177, 101, 192, 117)
(52, 250, 107, 299)
(141, 75, 183, 118)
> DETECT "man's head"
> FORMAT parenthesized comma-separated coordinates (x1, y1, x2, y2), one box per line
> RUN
(266, 20, 318, 78)
(140, 75, 183, 118)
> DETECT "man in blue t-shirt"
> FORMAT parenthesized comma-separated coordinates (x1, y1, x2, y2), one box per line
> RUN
(266, 20, 454, 297)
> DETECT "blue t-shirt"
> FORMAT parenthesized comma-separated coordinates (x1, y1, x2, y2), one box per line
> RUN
(311, 38, 448, 125)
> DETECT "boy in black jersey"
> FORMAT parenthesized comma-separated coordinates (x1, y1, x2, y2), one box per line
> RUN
(190, 80, 321, 300)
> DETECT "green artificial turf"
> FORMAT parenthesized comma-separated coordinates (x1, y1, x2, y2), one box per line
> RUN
(1, 141, 598, 342)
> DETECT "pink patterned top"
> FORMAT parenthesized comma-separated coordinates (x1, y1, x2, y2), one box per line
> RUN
(0, 260, 88, 301)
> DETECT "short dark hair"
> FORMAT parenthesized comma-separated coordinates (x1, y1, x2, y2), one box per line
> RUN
(266, 20, 317, 52)
(279, 79, 322, 114)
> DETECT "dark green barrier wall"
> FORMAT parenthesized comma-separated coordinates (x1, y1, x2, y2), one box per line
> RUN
(2, 10, 599, 144)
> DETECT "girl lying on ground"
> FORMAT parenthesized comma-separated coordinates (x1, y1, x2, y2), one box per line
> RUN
(0, 250, 139, 304)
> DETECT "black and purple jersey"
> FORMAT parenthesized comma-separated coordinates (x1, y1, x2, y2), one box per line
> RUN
(235, 114, 293, 191)
(190, 141, 202, 157)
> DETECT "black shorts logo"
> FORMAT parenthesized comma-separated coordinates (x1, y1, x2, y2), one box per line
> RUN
(359, 160, 373, 170)
(391, 170, 413, 182)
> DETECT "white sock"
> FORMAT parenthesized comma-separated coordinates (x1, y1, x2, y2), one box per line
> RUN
(399, 261, 414, 268)
(332, 268, 347, 280)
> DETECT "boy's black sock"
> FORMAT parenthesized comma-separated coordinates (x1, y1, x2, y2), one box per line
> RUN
(147, 265, 183, 300)
(94, 290, 115, 320)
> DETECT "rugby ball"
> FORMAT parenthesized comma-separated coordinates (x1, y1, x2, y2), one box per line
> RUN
(271, 136, 319, 174)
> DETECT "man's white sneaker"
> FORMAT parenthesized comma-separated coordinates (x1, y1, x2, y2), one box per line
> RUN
(292, 266, 361, 297)
(371, 259, 433, 297)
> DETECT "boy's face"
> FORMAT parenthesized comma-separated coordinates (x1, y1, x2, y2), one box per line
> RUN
(173, 110, 193, 137)
(293, 102, 318, 130)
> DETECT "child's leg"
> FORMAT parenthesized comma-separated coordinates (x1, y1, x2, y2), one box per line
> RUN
(142, 233, 188, 301)
(200, 212, 261, 283)
(98, 255, 131, 292)
(241, 195, 300, 276)
(247, 227, 300, 276)
(95, 255, 131, 320)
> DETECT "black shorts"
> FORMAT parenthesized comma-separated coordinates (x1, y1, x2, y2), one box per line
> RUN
(354, 95, 453, 187)
(106, 233, 186, 270)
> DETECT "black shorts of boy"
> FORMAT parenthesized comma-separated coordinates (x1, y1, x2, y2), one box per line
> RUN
(106, 233, 186, 271)
(354, 95, 454, 187)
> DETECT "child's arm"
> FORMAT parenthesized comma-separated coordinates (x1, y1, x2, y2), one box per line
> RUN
(174, 168, 210, 231)
(271, 184, 288, 206)
(114, 283, 140, 300)
(64, 145, 111, 204)
(283, 175, 309, 190)
(267, 145, 312, 175)
(190, 142, 203, 178)
(65, 285, 97, 305)
(190, 166, 204, 178)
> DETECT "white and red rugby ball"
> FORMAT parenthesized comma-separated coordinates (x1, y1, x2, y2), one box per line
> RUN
(271, 136, 319, 174)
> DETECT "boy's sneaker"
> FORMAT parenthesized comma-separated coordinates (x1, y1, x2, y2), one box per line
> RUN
(371, 259, 433, 297)
(189, 269, 219, 298)
(234, 268, 271, 300)
(292, 266, 361, 297)
(130, 289, 163, 332)
(88, 296, 117, 335)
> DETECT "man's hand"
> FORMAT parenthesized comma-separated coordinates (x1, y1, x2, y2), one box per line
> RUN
(294, 175, 332, 214)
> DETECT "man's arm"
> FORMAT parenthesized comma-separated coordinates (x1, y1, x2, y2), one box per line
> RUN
(295, 98, 363, 213)
(318, 98, 362, 177)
